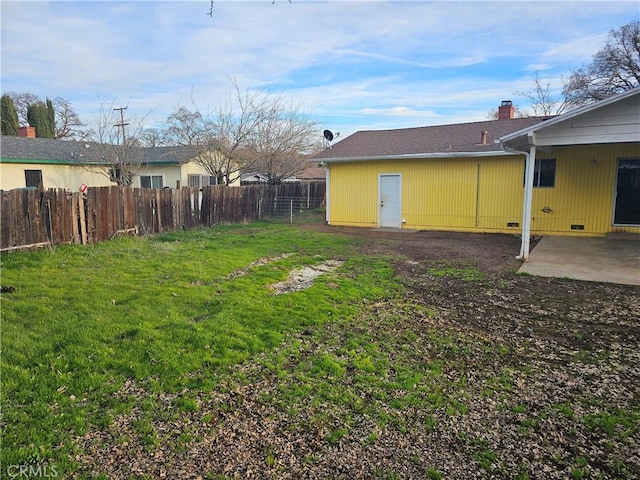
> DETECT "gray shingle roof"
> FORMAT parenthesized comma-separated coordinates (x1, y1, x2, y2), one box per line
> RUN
(313, 117, 551, 161)
(0, 136, 196, 165)
(0, 136, 103, 163)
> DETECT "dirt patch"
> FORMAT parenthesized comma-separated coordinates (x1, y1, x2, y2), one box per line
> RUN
(227, 253, 294, 279)
(269, 260, 344, 294)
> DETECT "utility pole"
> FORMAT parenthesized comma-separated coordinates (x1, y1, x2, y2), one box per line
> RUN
(113, 106, 129, 146)
(113, 106, 129, 185)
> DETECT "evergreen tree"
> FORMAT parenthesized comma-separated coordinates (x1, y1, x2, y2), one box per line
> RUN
(46, 98, 56, 136)
(27, 102, 55, 138)
(1, 94, 19, 136)
(26, 103, 43, 135)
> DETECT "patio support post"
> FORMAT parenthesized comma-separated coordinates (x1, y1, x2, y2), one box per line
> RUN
(325, 165, 331, 224)
(517, 142, 536, 261)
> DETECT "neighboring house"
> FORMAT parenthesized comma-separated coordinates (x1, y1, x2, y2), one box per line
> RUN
(239, 162, 327, 185)
(240, 172, 269, 185)
(1, 136, 114, 190)
(0, 136, 237, 190)
(134, 146, 239, 189)
(313, 93, 640, 248)
(291, 163, 327, 182)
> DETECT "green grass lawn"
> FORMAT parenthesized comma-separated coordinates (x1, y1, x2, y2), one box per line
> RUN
(0, 222, 398, 475)
(2, 221, 638, 479)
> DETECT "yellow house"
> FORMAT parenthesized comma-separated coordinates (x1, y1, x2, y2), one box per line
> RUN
(314, 91, 640, 259)
(0, 137, 239, 191)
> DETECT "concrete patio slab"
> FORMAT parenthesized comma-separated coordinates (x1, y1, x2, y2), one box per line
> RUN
(518, 236, 640, 285)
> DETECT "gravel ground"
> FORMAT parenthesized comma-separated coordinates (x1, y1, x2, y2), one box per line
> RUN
(73, 229, 640, 479)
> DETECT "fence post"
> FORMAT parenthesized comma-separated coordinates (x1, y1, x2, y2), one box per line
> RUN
(290, 199, 293, 224)
(78, 193, 87, 244)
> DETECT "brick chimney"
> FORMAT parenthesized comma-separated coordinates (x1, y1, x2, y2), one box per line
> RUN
(17, 126, 36, 138)
(498, 100, 514, 120)
(480, 130, 488, 145)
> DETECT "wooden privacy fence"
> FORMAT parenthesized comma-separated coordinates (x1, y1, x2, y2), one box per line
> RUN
(0, 182, 325, 252)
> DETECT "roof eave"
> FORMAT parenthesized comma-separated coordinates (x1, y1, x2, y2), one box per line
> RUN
(311, 150, 522, 163)
(143, 161, 180, 166)
(0, 157, 106, 166)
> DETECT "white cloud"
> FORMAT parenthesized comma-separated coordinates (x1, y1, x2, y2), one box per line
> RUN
(360, 106, 440, 117)
(2, 0, 637, 138)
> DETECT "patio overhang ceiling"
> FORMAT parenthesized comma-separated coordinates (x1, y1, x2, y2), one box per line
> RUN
(499, 87, 640, 152)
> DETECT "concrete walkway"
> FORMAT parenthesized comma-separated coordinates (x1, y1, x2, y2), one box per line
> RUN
(518, 236, 640, 286)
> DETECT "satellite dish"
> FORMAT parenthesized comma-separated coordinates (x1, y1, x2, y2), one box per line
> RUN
(323, 129, 334, 142)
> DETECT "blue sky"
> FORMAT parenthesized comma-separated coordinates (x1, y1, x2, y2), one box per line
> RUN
(1, 1, 638, 140)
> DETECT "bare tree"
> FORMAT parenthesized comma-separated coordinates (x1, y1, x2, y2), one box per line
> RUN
(164, 107, 210, 146)
(160, 79, 319, 185)
(138, 127, 168, 148)
(53, 97, 86, 139)
(563, 21, 640, 106)
(161, 105, 232, 185)
(249, 97, 319, 183)
(214, 79, 319, 184)
(514, 73, 569, 116)
(207, 81, 276, 185)
(6, 92, 40, 126)
(85, 100, 149, 186)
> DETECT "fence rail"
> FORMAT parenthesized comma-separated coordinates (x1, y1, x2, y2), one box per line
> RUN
(0, 182, 325, 252)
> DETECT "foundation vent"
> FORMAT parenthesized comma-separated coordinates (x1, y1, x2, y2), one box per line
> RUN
(571, 224, 585, 231)
(507, 222, 520, 228)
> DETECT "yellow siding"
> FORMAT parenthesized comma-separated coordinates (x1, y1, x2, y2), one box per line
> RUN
(328, 143, 640, 236)
(329, 161, 381, 227)
(477, 157, 524, 230)
(329, 156, 525, 233)
(404, 158, 477, 228)
(531, 144, 640, 235)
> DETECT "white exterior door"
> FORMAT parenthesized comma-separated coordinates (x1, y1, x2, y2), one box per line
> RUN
(379, 174, 402, 228)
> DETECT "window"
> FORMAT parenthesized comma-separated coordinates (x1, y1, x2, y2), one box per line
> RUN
(25, 170, 43, 189)
(110, 166, 122, 183)
(535, 159, 556, 187)
(140, 175, 163, 188)
(524, 159, 556, 188)
(188, 174, 217, 188)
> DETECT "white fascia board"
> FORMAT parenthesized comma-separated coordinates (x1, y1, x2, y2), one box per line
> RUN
(317, 150, 522, 164)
